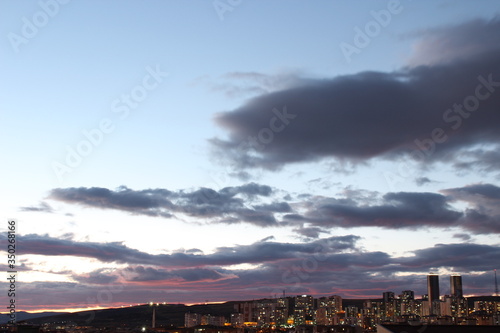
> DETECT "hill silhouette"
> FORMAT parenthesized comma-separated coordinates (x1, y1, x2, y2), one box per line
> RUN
(23, 302, 238, 327)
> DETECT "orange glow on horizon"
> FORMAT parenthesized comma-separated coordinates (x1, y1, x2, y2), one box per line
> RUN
(0, 300, 231, 314)
(0, 304, 136, 314)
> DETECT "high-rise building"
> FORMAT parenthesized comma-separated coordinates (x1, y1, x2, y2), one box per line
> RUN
(427, 274, 440, 302)
(400, 290, 415, 315)
(450, 274, 463, 298)
(427, 274, 440, 316)
(316, 295, 342, 325)
(294, 295, 315, 325)
(382, 292, 396, 319)
(383, 292, 395, 303)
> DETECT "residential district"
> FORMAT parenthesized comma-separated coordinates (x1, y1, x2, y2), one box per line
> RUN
(2, 274, 500, 333)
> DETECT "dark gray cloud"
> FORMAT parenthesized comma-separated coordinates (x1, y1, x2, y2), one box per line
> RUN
(19, 233, 153, 264)
(445, 183, 500, 200)
(443, 183, 500, 234)
(19, 201, 53, 213)
(124, 266, 228, 282)
(73, 269, 119, 285)
(408, 18, 500, 67)
(50, 186, 174, 218)
(211, 18, 500, 172)
(50, 183, 278, 227)
(462, 208, 500, 234)
(10, 235, 500, 309)
(49, 183, 500, 234)
(415, 177, 433, 186)
(398, 243, 500, 272)
(293, 226, 329, 239)
(18, 233, 360, 268)
(253, 202, 292, 213)
(452, 146, 500, 174)
(292, 192, 462, 229)
(22, 232, 500, 280)
(453, 233, 472, 241)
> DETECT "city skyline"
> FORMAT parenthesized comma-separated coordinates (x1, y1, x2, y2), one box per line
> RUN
(1, 1, 500, 313)
(4, 273, 498, 329)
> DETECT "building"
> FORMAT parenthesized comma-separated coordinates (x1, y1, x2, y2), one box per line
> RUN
(234, 301, 256, 323)
(316, 295, 342, 326)
(185, 313, 202, 328)
(200, 315, 225, 326)
(294, 295, 315, 325)
(427, 274, 440, 315)
(382, 292, 396, 320)
(399, 290, 414, 315)
(451, 274, 463, 298)
(377, 324, 500, 333)
(230, 313, 243, 327)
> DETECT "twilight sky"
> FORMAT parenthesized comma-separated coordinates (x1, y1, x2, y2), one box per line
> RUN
(1, 0, 500, 313)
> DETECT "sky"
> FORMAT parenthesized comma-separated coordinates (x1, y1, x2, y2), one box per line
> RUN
(1, 0, 500, 313)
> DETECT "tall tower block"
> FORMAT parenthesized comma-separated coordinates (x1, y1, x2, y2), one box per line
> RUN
(427, 273, 440, 302)
(427, 273, 440, 315)
(450, 274, 463, 298)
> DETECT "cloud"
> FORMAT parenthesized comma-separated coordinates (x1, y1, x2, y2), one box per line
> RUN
(291, 192, 462, 229)
(444, 183, 500, 200)
(49, 183, 279, 227)
(8, 232, 500, 309)
(415, 177, 433, 186)
(408, 18, 500, 67)
(124, 266, 229, 282)
(293, 226, 329, 239)
(50, 186, 175, 218)
(18, 234, 360, 268)
(19, 234, 154, 265)
(453, 233, 472, 241)
(442, 183, 500, 234)
(19, 201, 53, 213)
(210, 18, 500, 172)
(194, 71, 304, 99)
(72, 269, 119, 284)
(452, 146, 500, 174)
(398, 243, 500, 272)
(49, 183, 500, 234)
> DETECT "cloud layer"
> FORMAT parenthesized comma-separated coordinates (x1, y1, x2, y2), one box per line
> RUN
(7, 233, 499, 311)
(48, 183, 500, 235)
(211, 18, 500, 172)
